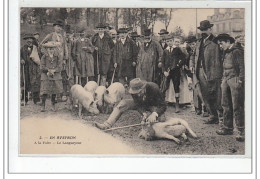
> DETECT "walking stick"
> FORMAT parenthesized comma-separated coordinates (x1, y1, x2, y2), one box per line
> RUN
(96, 50, 100, 85)
(111, 66, 116, 84)
(22, 64, 26, 106)
(103, 123, 143, 132)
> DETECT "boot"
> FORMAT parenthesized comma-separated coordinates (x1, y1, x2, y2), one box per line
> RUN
(236, 128, 245, 142)
(175, 97, 180, 113)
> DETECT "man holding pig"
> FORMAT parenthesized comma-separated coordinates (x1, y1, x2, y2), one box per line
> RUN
(94, 78, 167, 130)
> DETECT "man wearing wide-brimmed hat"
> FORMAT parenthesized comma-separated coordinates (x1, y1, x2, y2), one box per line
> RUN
(136, 29, 163, 86)
(112, 28, 136, 86)
(214, 33, 245, 142)
(92, 23, 115, 85)
(20, 33, 41, 106)
(190, 20, 222, 124)
(94, 78, 167, 130)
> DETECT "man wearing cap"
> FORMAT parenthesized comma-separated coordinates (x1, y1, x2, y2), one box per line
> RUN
(136, 29, 163, 85)
(113, 28, 136, 86)
(158, 29, 169, 50)
(94, 78, 167, 130)
(20, 33, 41, 105)
(214, 34, 245, 142)
(190, 20, 223, 124)
(92, 23, 115, 85)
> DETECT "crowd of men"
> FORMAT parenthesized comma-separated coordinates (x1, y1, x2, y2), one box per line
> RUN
(20, 19, 245, 142)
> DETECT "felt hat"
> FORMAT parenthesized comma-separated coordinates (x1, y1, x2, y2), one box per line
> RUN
(214, 33, 235, 44)
(53, 19, 64, 27)
(105, 23, 112, 30)
(117, 28, 128, 34)
(158, 29, 169, 35)
(23, 33, 35, 40)
(197, 20, 214, 31)
(186, 35, 197, 43)
(128, 78, 147, 94)
(33, 32, 40, 36)
(95, 23, 106, 29)
(143, 29, 152, 37)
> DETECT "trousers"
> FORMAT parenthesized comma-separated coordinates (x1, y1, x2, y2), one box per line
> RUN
(221, 77, 244, 129)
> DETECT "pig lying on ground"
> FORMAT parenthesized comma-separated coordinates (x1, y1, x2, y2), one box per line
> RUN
(94, 86, 107, 113)
(84, 81, 98, 97)
(70, 84, 99, 117)
(104, 82, 125, 113)
(138, 118, 197, 144)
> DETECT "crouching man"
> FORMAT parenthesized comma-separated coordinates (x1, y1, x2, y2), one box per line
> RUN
(94, 78, 167, 129)
(214, 34, 245, 142)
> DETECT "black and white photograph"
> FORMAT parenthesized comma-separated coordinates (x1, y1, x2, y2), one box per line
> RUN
(18, 6, 248, 155)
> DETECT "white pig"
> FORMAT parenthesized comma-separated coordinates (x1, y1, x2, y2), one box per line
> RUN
(70, 84, 99, 117)
(94, 86, 107, 107)
(84, 81, 98, 97)
(104, 82, 125, 107)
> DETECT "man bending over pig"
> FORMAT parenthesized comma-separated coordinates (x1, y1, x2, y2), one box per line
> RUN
(94, 78, 167, 129)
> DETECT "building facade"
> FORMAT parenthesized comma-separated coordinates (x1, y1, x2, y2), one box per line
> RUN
(207, 8, 244, 37)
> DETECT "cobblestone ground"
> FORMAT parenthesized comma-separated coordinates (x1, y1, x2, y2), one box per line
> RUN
(20, 98, 245, 155)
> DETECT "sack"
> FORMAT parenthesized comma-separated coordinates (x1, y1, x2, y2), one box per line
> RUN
(30, 45, 41, 65)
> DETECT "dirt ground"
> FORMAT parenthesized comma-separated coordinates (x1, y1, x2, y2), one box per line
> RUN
(20, 98, 245, 155)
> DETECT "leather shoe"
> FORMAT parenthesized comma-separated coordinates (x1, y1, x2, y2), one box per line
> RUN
(94, 122, 109, 130)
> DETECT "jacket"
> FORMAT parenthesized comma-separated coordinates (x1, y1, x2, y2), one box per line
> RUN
(190, 34, 222, 83)
(40, 53, 63, 80)
(161, 46, 186, 72)
(222, 45, 244, 81)
(132, 82, 166, 117)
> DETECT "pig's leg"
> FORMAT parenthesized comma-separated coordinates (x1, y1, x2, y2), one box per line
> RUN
(178, 119, 197, 138)
(78, 103, 83, 119)
(159, 132, 181, 144)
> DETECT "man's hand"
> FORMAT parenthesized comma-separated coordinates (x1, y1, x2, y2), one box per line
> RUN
(158, 62, 162, 68)
(132, 62, 136, 67)
(21, 59, 25, 65)
(95, 47, 98, 51)
(146, 112, 158, 124)
(164, 71, 169, 77)
(190, 67, 194, 73)
(114, 63, 118, 68)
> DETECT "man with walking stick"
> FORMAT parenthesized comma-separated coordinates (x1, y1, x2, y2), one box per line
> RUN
(92, 23, 115, 86)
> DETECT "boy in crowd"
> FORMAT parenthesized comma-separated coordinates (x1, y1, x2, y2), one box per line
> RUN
(214, 34, 245, 142)
(161, 35, 186, 113)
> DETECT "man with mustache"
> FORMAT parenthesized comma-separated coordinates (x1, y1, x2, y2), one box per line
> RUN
(190, 20, 223, 124)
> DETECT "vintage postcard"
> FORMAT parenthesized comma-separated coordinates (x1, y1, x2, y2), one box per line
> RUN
(8, 0, 254, 174)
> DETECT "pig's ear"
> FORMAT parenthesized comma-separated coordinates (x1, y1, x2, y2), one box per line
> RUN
(90, 101, 94, 106)
(93, 100, 99, 105)
(106, 89, 109, 94)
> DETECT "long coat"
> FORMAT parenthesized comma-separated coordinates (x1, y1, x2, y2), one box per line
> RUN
(190, 34, 222, 84)
(20, 45, 41, 93)
(72, 39, 95, 77)
(113, 37, 136, 79)
(92, 33, 115, 76)
(65, 39, 75, 79)
(136, 40, 163, 82)
(40, 53, 63, 95)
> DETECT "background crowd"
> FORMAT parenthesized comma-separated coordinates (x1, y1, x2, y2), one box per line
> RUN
(20, 13, 245, 141)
